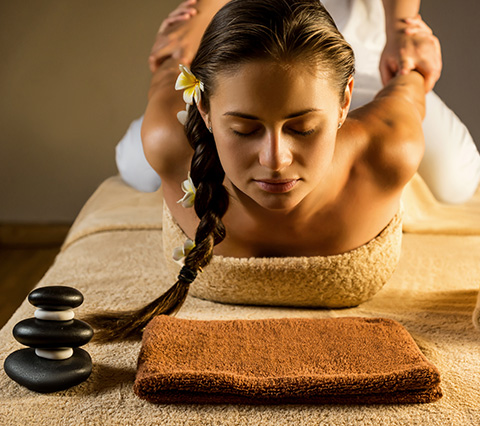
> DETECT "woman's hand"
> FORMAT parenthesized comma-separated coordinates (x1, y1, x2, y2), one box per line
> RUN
(380, 15, 442, 92)
(148, 0, 209, 72)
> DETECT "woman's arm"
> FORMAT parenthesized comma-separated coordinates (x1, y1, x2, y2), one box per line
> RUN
(380, 0, 442, 92)
(349, 70, 426, 189)
(141, 58, 192, 180)
(142, 0, 230, 180)
(148, 0, 229, 72)
(374, 69, 425, 120)
(382, 0, 421, 26)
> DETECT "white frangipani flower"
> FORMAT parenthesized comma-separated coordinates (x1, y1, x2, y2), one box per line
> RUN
(175, 64, 204, 105)
(176, 103, 190, 125)
(177, 172, 196, 208)
(172, 238, 195, 265)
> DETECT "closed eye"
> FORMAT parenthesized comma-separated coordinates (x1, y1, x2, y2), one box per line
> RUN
(233, 128, 315, 137)
(232, 129, 260, 137)
(290, 128, 315, 137)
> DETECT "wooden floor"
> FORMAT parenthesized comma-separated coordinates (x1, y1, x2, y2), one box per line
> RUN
(0, 247, 61, 328)
(0, 224, 69, 329)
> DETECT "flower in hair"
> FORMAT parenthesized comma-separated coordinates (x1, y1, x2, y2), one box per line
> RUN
(177, 172, 196, 208)
(175, 64, 204, 105)
(172, 238, 195, 266)
(176, 103, 190, 125)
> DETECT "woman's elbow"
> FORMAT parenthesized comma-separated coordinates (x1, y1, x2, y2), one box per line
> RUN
(141, 120, 170, 175)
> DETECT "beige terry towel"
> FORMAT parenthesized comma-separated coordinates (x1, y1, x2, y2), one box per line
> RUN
(402, 173, 480, 235)
(62, 176, 164, 251)
(135, 316, 442, 405)
(402, 174, 480, 330)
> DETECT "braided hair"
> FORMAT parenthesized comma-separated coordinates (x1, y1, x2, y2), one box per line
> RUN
(88, 0, 354, 341)
(87, 109, 229, 341)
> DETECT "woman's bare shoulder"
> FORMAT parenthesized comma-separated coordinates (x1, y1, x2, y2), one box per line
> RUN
(345, 73, 425, 191)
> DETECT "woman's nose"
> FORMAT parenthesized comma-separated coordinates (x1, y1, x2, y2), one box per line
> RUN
(258, 131, 293, 171)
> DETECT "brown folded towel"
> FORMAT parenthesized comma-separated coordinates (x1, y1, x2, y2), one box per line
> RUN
(134, 316, 442, 405)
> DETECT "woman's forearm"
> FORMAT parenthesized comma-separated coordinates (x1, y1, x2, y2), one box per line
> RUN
(376, 70, 426, 119)
(148, 0, 230, 73)
(196, 0, 230, 18)
(379, 0, 441, 92)
(382, 0, 421, 32)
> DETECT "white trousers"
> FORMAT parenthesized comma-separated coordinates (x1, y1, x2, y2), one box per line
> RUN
(116, 0, 480, 203)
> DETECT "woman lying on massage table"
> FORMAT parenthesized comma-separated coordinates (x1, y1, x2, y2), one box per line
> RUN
(117, 0, 480, 202)
(90, 0, 442, 340)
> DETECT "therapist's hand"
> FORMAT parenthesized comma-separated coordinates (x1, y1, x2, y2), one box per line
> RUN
(380, 15, 442, 92)
(148, 0, 204, 72)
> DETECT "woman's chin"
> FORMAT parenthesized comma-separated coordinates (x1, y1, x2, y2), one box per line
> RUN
(227, 180, 306, 212)
(251, 191, 305, 212)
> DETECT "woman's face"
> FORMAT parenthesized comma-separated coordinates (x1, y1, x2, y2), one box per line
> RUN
(199, 60, 352, 212)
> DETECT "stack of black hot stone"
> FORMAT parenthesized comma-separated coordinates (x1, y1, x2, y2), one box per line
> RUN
(4, 286, 93, 393)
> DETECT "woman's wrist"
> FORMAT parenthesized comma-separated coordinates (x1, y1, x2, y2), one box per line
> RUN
(196, 0, 230, 20)
(382, 0, 420, 35)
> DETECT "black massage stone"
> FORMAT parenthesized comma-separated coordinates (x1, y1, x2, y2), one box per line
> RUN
(3, 286, 93, 393)
(4, 348, 92, 393)
(13, 318, 93, 348)
(28, 286, 84, 310)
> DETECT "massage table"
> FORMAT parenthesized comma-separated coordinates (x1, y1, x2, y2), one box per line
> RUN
(1, 173, 479, 425)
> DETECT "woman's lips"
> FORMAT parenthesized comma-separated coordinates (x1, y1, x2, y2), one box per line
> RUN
(254, 179, 299, 193)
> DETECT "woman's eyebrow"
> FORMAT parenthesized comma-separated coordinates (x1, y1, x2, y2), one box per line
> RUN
(223, 108, 321, 120)
(223, 111, 259, 120)
(285, 108, 322, 119)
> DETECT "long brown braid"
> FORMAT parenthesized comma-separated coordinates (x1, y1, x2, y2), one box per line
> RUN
(87, 0, 355, 341)
(86, 104, 229, 342)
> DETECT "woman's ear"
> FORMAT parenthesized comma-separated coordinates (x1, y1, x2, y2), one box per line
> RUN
(339, 76, 354, 124)
(196, 100, 211, 129)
